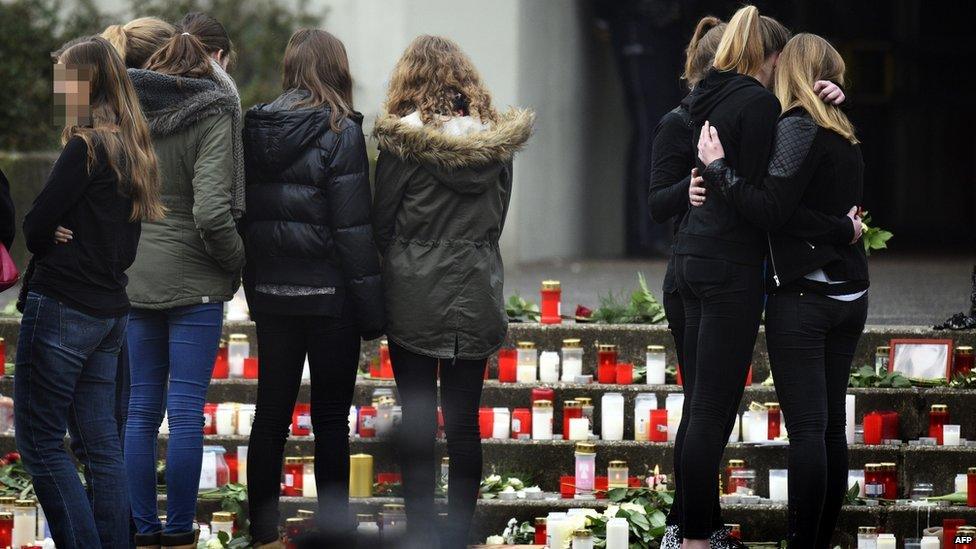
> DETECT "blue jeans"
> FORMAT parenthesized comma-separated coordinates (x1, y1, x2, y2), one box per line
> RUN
(124, 304, 223, 535)
(14, 292, 130, 549)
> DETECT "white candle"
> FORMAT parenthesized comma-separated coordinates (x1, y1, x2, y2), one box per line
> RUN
(645, 346, 666, 385)
(605, 517, 628, 549)
(539, 352, 560, 383)
(492, 408, 511, 439)
(943, 424, 961, 446)
(633, 394, 657, 442)
(920, 536, 939, 549)
(665, 393, 684, 442)
(237, 446, 248, 486)
(532, 402, 553, 440)
(601, 393, 624, 441)
(302, 355, 310, 380)
(562, 342, 583, 382)
(548, 513, 569, 549)
(12, 504, 35, 548)
(957, 473, 968, 493)
(236, 404, 255, 436)
(348, 406, 358, 437)
(728, 414, 740, 443)
(517, 363, 537, 383)
(568, 418, 589, 441)
(846, 394, 856, 444)
(746, 410, 768, 442)
(303, 461, 317, 498)
(876, 534, 896, 549)
(848, 470, 865, 497)
(227, 334, 249, 379)
(215, 403, 236, 435)
(768, 469, 788, 501)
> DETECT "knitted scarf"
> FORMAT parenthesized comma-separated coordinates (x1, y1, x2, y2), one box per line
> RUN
(128, 61, 246, 218)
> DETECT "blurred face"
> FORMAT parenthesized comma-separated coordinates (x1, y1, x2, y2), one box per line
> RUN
(54, 62, 92, 126)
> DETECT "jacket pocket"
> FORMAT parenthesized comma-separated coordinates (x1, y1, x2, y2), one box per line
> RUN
(682, 256, 730, 295)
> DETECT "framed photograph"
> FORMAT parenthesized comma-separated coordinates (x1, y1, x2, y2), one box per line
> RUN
(888, 339, 954, 382)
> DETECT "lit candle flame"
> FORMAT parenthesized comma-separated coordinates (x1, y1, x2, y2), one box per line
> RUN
(654, 464, 660, 476)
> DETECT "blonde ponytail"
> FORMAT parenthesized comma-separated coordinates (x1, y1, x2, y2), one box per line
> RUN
(101, 24, 128, 60)
(682, 16, 726, 88)
(101, 17, 175, 69)
(713, 6, 791, 77)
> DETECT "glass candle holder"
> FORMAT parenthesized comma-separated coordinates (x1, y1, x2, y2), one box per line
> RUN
(846, 394, 856, 444)
(929, 404, 949, 444)
(616, 362, 634, 385)
(283, 456, 304, 496)
(236, 404, 255, 437)
(215, 402, 236, 436)
(728, 413, 740, 443)
(302, 456, 317, 498)
(574, 442, 596, 497)
(568, 418, 590, 441)
(863, 412, 883, 445)
(358, 406, 377, 438)
(379, 340, 393, 379)
(11, 501, 34, 549)
(380, 504, 407, 543)
(605, 517, 628, 549)
(0, 511, 11, 549)
(746, 410, 768, 443)
(768, 469, 788, 501)
(511, 408, 532, 439)
(875, 345, 890, 375)
(349, 454, 373, 497)
(943, 424, 961, 446)
(561, 339, 583, 381)
(597, 344, 618, 383)
(728, 469, 755, 495)
(725, 460, 746, 495)
(848, 470, 866, 497)
(562, 400, 583, 439)
(492, 407, 511, 439)
(243, 357, 259, 380)
(573, 529, 594, 549)
(497, 348, 517, 383)
(876, 533, 896, 549)
(541, 280, 562, 324)
(765, 402, 781, 439)
(857, 527, 878, 549)
(863, 464, 884, 498)
(532, 400, 553, 440)
(374, 397, 396, 439)
(203, 403, 217, 435)
(531, 386, 555, 405)
(920, 536, 940, 549)
(956, 346, 974, 376)
(516, 342, 538, 382)
(478, 408, 494, 439)
(665, 393, 684, 442)
(237, 446, 248, 486)
(633, 394, 657, 442)
(213, 339, 229, 379)
(607, 460, 629, 489)
(577, 397, 594, 427)
(880, 462, 898, 499)
(534, 517, 547, 545)
(650, 409, 668, 442)
(600, 393, 624, 441)
(227, 334, 249, 379)
(645, 345, 666, 385)
(539, 351, 560, 383)
(292, 403, 312, 436)
(210, 511, 235, 537)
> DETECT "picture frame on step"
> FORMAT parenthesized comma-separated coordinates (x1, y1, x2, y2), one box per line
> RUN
(888, 339, 954, 383)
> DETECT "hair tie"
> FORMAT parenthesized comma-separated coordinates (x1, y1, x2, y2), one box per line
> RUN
(181, 32, 191, 36)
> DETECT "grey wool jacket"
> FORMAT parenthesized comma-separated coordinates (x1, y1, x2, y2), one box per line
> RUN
(126, 69, 245, 309)
(372, 108, 534, 360)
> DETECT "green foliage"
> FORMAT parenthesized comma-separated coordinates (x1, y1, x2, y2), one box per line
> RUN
(0, 459, 35, 499)
(848, 365, 912, 388)
(950, 370, 976, 388)
(198, 483, 249, 532)
(505, 293, 540, 322)
(0, 0, 323, 152)
(591, 273, 666, 325)
(861, 211, 893, 256)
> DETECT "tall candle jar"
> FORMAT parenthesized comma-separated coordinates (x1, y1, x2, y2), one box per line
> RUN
(210, 511, 235, 537)
(956, 527, 976, 549)
(497, 348, 518, 383)
(857, 527, 878, 549)
(492, 407, 511, 439)
(358, 406, 377, 438)
(380, 504, 407, 541)
(375, 397, 395, 439)
(576, 397, 594, 428)
(601, 393, 624, 441)
(650, 409, 668, 442)
(0, 511, 11, 549)
(597, 344, 618, 384)
(511, 408, 532, 439)
(664, 393, 684, 442)
(645, 345, 666, 384)
(768, 469, 788, 501)
(863, 464, 884, 499)
(929, 404, 949, 444)
(920, 536, 939, 549)
(357, 514, 379, 540)
(531, 386, 555, 405)
(516, 342, 538, 382)
(0, 396, 12, 436)
(562, 400, 583, 439)
(539, 351, 561, 383)
(532, 400, 554, 440)
(746, 409, 768, 442)
(765, 402, 781, 439)
(302, 456, 317, 498)
(574, 442, 596, 497)
(572, 529, 594, 549)
(237, 446, 248, 486)
(728, 469, 755, 495)
(561, 339, 583, 381)
(293, 403, 312, 436)
(876, 533, 896, 549)
(236, 403, 255, 436)
(12, 500, 35, 549)
(283, 456, 304, 496)
(227, 334, 249, 379)
(608, 460, 629, 489)
(215, 402, 236, 436)
(956, 346, 974, 376)
(633, 394, 657, 442)
(875, 346, 890, 375)
(349, 454, 374, 497)
(725, 460, 746, 495)
(605, 517, 628, 549)
(534, 517, 547, 545)
(846, 394, 856, 444)
(541, 280, 562, 324)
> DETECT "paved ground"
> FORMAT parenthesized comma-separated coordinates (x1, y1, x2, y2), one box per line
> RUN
(503, 252, 975, 326)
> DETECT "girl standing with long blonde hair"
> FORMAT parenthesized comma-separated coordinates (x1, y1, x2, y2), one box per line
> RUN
(373, 35, 533, 549)
(16, 35, 161, 549)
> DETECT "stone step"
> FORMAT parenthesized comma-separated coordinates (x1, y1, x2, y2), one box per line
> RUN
(174, 495, 976, 546)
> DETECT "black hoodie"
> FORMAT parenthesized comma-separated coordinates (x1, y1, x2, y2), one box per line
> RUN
(675, 68, 781, 265)
(242, 89, 384, 336)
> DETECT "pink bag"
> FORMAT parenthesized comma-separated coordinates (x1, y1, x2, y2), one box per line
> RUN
(0, 244, 19, 292)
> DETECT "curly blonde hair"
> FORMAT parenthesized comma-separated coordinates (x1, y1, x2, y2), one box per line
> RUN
(384, 35, 498, 125)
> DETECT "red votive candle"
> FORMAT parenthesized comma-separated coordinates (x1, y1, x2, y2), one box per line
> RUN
(930, 404, 949, 444)
(944, 519, 966, 548)
(479, 408, 494, 439)
(283, 456, 303, 496)
(562, 400, 582, 438)
(744, 365, 753, 386)
(498, 348, 517, 383)
(766, 403, 781, 439)
(531, 387, 555, 405)
(597, 344, 618, 383)
(358, 406, 376, 438)
(863, 412, 883, 445)
(540, 280, 562, 324)
(292, 403, 311, 436)
(650, 409, 669, 442)
(226, 452, 238, 483)
(968, 467, 976, 507)
(534, 518, 547, 544)
(379, 340, 394, 379)
(955, 347, 974, 376)
(203, 403, 217, 435)
(560, 475, 575, 498)
(616, 362, 634, 385)
(880, 411, 899, 441)
(880, 462, 898, 499)
(676, 365, 683, 386)
(212, 353, 228, 379)
(511, 408, 532, 439)
(595, 476, 608, 498)
(0, 511, 11, 548)
(243, 357, 259, 379)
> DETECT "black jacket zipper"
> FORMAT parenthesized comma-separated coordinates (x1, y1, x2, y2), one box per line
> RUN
(767, 233, 781, 287)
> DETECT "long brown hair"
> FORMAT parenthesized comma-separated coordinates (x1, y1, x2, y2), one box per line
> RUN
(181, 12, 234, 69)
(145, 27, 213, 79)
(101, 17, 175, 69)
(682, 16, 727, 88)
(55, 36, 164, 221)
(713, 5, 790, 77)
(281, 29, 354, 132)
(384, 35, 498, 125)
(775, 34, 858, 143)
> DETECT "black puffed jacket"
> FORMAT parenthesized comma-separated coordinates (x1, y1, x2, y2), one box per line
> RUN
(242, 89, 385, 337)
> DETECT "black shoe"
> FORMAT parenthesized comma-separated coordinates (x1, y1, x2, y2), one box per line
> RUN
(661, 525, 682, 549)
(134, 531, 161, 548)
(709, 527, 749, 549)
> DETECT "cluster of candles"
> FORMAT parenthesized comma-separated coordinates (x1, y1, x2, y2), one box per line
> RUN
(349, 390, 403, 439)
(0, 497, 49, 548)
(858, 403, 969, 447)
(721, 459, 789, 502)
(356, 504, 406, 545)
(565, 446, 668, 500)
(497, 341, 668, 385)
(853, 526, 976, 549)
(212, 334, 260, 380)
(538, 512, 628, 549)
(874, 345, 974, 377)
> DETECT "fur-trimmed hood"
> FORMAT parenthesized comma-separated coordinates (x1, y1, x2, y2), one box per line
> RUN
(373, 107, 534, 170)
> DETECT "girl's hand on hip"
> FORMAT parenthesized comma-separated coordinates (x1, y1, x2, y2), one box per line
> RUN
(697, 121, 725, 166)
(54, 225, 73, 244)
(846, 206, 863, 244)
(689, 168, 706, 207)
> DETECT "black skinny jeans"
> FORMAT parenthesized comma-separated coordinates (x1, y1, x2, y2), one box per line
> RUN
(390, 341, 485, 549)
(676, 255, 763, 539)
(247, 313, 361, 544)
(766, 291, 867, 549)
